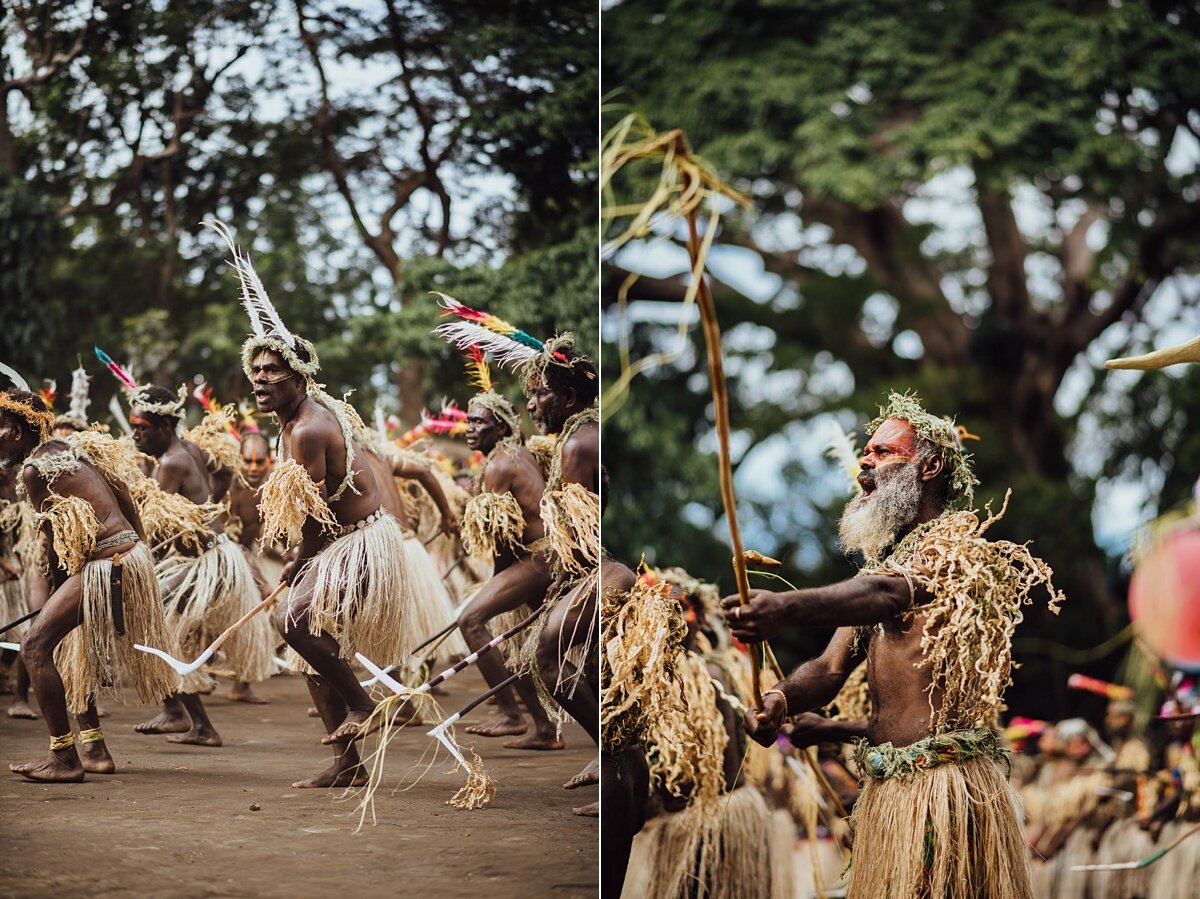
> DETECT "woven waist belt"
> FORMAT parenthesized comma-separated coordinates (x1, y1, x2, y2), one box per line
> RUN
(852, 727, 1007, 781)
(94, 530, 139, 553)
(332, 507, 387, 539)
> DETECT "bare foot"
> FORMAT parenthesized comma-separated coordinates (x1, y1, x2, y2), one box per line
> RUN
(307, 706, 320, 718)
(564, 755, 599, 789)
(10, 752, 85, 783)
(292, 761, 369, 789)
(7, 699, 38, 719)
(465, 712, 528, 737)
(0, 677, 13, 695)
(503, 732, 565, 751)
(135, 709, 190, 735)
(166, 727, 223, 747)
(79, 741, 117, 774)
(227, 684, 269, 704)
(96, 706, 109, 718)
(572, 801, 599, 817)
(320, 709, 379, 745)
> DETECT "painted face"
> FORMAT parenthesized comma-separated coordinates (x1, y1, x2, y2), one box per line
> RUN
(466, 406, 504, 454)
(858, 418, 919, 498)
(240, 437, 272, 487)
(130, 414, 174, 457)
(249, 350, 300, 414)
(526, 379, 569, 436)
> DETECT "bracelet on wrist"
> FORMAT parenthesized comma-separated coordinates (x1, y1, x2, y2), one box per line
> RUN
(762, 687, 789, 718)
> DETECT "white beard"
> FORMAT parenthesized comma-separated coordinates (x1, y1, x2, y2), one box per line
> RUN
(838, 461, 923, 562)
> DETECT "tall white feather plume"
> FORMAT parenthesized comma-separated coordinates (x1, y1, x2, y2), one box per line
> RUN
(825, 423, 862, 495)
(374, 406, 389, 444)
(204, 219, 294, 347)
(68, 366, 91, 423)
(0, 362, 31, 393)
(109, 394, 134, 437)
(433, 321, 541, 370)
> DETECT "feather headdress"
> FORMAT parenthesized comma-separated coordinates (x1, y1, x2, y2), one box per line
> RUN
(194, 383, 242, 439)
(38, 380, 57, 411)
(204, 219, 321, 381)
(129, 384, 188, 420)
(0, 362, 55, 440)
(432, 293, 560, 373)
(64, 365, 90, 426)
(825, 424, 862, 496)
(108, 394, 133, 437)
(94, 346, 139, 393)
(421, 408, 469, 439)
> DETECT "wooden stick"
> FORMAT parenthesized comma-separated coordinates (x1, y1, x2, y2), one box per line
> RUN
(0, 608, 40, 636)
(684, 196, 762, 705)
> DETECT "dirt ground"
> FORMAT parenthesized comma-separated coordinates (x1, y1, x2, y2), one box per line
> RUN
(0, 669, 599, 898)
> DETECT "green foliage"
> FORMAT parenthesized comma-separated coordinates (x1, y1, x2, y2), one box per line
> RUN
(603, 0, 1200, 719)
(0, 0, 596, 432)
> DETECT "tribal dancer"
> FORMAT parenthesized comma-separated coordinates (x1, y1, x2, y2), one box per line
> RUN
(351, 417, 467, 667)
(451, 356, 560, 746)
(527, 338, 601, 778)
(4, 362, 93, 717)
(723, 392, 1064, 899)
(0, 368, 176, 781)
(212, 220, 412, 788)
(129, 385, 274, 744)
(436, 300, 601, 754)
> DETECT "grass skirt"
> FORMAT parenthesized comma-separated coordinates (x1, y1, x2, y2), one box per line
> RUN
(282, 511, 410, 673)
(54, 542, 179, 714)
(0, 530, 26, 639)
(401, 533, 467, 659)
(158, 535, 277, 692)
(1090, 818, 1155, 898)
(848, 753, 1032, 899)
(1147, 819, 1200, 898)
(638, 784, 774, 899)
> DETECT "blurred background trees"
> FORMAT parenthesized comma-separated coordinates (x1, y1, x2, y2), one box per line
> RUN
(602, 0, 1200, 718)
(0, 0, 596, 425)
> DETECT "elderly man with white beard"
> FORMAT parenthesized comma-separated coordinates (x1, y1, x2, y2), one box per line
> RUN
(721, 392, 1064, 899)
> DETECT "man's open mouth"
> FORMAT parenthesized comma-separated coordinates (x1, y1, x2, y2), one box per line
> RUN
(858, 475, 876, 496)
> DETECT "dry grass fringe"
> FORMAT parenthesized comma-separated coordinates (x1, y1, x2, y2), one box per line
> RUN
(601, 578, 688, 755)
(901, 492, 1064, 731)
(130, 479, 222, 554)
(55, 542, 179, 713)
(445, 747, 497, 810)
(526, 434, 557, 478)
(282, 512, 410, 673)
(643, 784, 774, 899)
(158, 538, 277, 688)
(848, 755, 1033, 899)
(646, 648, 729, 807)
(258, 458, 339, 547)
(38, 493, 100, 576)
(540, 482, 599, 578)
(461, 491, 525, 560)
(183, 406, 242, 474)
(401, 534, 468, 658)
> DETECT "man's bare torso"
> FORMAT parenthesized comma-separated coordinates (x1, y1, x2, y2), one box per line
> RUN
(864, 605, 946, 747)
(481, 446, 546, 549)
(280, 398, 381, 526)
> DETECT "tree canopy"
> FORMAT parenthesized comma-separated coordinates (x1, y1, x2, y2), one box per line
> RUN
(602, 0, 1200, 718)
(0, 0, 597, 427)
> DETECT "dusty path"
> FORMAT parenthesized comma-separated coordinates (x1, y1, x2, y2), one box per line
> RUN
(0, 670, 598, 898)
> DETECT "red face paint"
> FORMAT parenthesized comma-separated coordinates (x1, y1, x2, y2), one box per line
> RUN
(861, 418, 919, 468)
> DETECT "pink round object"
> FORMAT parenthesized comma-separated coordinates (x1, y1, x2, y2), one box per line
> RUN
(1130, 525, 1200, 670)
